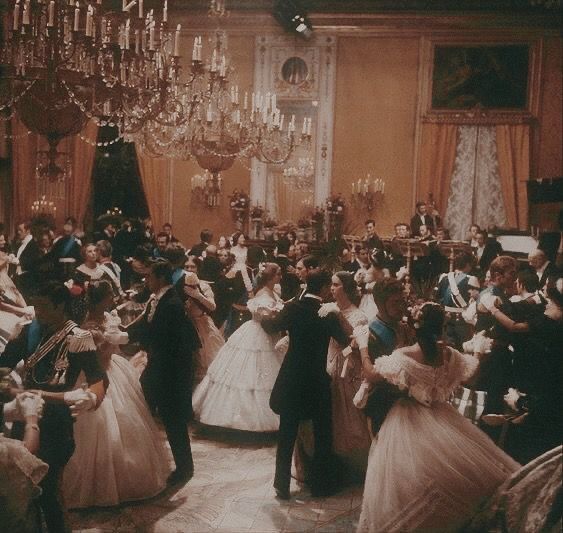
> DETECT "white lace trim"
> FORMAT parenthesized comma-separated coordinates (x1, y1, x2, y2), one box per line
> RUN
(373, 349, 479, 406)
(246, 289, 283, 318)
(0, 435, 49, 486)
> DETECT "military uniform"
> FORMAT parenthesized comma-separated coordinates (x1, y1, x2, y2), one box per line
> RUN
(1, 320, 106, 532)
(363, 318, 414, 433)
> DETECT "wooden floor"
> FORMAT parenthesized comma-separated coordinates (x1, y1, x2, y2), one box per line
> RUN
(69, 425, 362, 533)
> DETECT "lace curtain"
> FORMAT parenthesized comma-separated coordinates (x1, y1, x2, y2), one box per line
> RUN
(444, 126, 507, 240)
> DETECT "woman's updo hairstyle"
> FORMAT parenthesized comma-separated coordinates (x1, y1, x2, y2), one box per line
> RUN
(369, 248, 386, 269)
(81, 242, 97, 260)
(412, 302, 445, 363)
(255, 263, 280, 292)
(231, 231, 246, 247)
(334, 271, 361, 306)
(87, 280, 114, 311)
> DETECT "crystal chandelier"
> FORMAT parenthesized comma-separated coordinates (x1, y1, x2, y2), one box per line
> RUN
(1, 0, 183, 179)
(132, 1, 312, 172)
(283, 156, 314, 191)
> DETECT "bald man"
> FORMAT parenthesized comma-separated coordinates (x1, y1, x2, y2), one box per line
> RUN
(528, 249, 558, 289)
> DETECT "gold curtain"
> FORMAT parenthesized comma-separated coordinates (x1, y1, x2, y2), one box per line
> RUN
(61, 119, 98, 226)
(418, 123, 458, 216)
(11, 116, 38, 226)
(11, 118, 98, 227)
(135, 146, 170, 231)
(495, 124, 529, 229)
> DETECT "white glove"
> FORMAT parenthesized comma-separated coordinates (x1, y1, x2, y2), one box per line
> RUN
(17, 391, 44, 419)
(7, 254, 19, 265)
(504, 387, 524, 411)
(353, 380, 372, 408)
(3, 398, 22, 422)
(64, 387, 97, 416)
(275, 335, 290, 357)
(462, 338, 474, 354)
(353, 325, 370, 350)
(396, 266, 408, 280)
(22, 306, 35, 319)
(473, 333, 493, 354)
(463, 332, 492, 355)
(480, 292, 500, 312)
(69, 391, 97, 417)
(318, 302, 340, 318)
(63, 388, 88, 405)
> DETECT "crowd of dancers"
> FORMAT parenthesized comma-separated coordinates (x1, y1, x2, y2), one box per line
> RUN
(0, 213, 562, 532)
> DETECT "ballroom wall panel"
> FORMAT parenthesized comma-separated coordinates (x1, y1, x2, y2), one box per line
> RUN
(537, 36, 563, 180)
(332, 36, 420, 237)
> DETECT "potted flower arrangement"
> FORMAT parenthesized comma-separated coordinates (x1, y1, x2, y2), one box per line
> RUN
(326, 194, 346, 217)
(250, 205, 264, 239)
(262, 217, 277, 241)
(229, 189, 250, 231)
(311, 206, 325, 242)
(250, 205, 264, 220)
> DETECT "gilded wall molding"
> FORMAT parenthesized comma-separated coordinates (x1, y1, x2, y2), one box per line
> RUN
(422, 111, 536, 125)
(419, 36, 544, 124)
(250, 34, 337, 211)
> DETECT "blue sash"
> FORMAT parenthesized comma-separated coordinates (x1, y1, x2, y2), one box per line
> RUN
(172, 268, 184, 286)
(369, 317, 396, 353)
(26, 319, 42, 355)
(60, 236, 76, 258)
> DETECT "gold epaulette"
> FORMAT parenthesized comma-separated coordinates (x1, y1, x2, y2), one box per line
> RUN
(67, 327, 97, 353)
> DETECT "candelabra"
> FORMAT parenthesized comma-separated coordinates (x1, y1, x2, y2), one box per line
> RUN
(31, 195, 57, 216)
(1, 0, 183, 179)
(350, 174, 386, 211)
(191, 170, 222, 208)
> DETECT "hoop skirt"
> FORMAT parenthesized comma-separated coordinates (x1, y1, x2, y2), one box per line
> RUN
(192, 289, 283, 432)
(62, 354, 170, 509)
(358, 349, 520, 532)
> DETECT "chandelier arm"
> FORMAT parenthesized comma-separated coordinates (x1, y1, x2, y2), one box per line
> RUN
(0, 79, 37, 112)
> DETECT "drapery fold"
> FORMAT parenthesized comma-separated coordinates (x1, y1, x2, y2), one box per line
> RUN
(134, 146, 170, 231)
(495, 124, 530, 230)
(11, 116, 39, 226)
(62, 119, 98, 226)
(11, 117, 98, 228)
(418, 123, 458, 216)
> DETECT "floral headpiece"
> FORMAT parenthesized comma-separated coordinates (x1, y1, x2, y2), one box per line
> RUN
(409, 301, 442, 330)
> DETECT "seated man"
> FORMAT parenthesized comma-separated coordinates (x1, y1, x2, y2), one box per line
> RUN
(364, 219, 383, 251)
(528, 248, 558, 290)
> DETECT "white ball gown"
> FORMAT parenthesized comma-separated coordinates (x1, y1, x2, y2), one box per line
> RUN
(358, 348, 520, 533)
(192, 287, 283, 432)
(354, 268, 378, 322)
(62, 317, 170, 509)
(185, 279, 225, 383)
